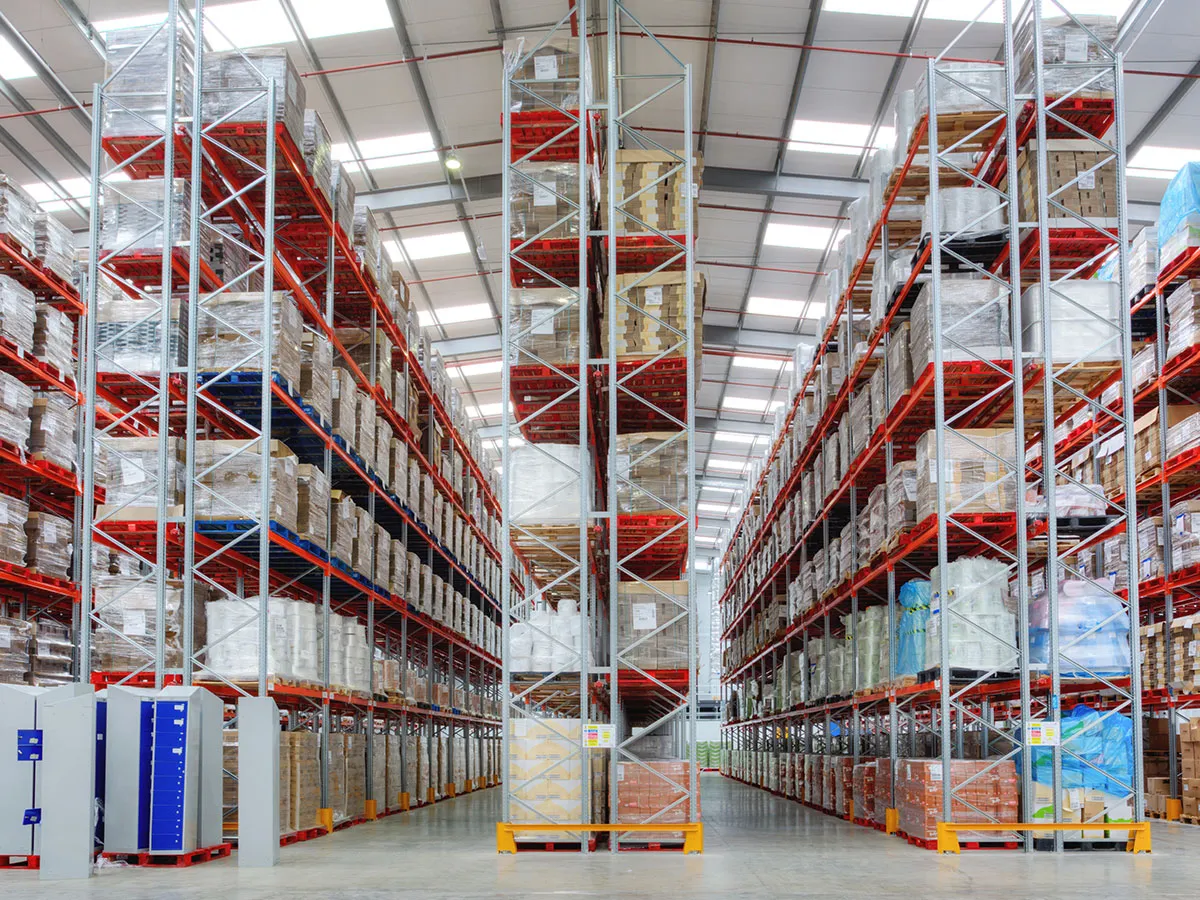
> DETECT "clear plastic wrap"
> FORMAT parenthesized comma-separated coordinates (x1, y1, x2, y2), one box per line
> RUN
(1016, 15, 1117, 97)
(916, 63, 1006, 115)
(509, 443, 582, 523)
(0, 615, 32, 684)
(296, 463, 329, 545)
(91, 576, 190, 671)
(102, 22, 194, 136)
(886, 321, 912, 410)
(910, 279, 1011, 372)
(33, 211, 74, 281)
(101, 178, 199, 255)
(509, 287, 580, 366)
(617, 581, 688, 670)
(354, 387, 377, 472)
(331, 367, 358, 445)
(510, 162, 581, 241)
(926, 557, 1017, 672)
(330, 490, 356, 563)
(335, 327, 393, 404)
(201, 48, 305, 147)
(615, 431, 688, 514)
(602, 150, 701, 237)
(95, 285, 186, 374)
(916, 428, 1016, 522)
(352, 504, 372, 575)
(197, 291, 303, 391)
(303, 109, 333, 206)
(0, 369, 32, 450)
(100, 436, 183, 511)
(24, 511, 72, 579)
(352, 206, 385, 289)
(504, 37, 581, 113)
(209, 224, 263, 294)
(33, 303, 74, 377)
(848, 389, 872, 458)
(1130, 227, 1159, 292)
(923, 187, 1007, 238)
(300, 330, 333, 425)
(1172, 499, 1200, 572)
(330, 164, 356, 242)
(900, 759, 1018, 842)
(29, 620, 72, 686)
(0, 274, 36, 352)
(193, 439, 299, 534)
(205, 595, 301, 682)
(1020, 280, 1122, 362)
(1167, 279, 1200, 363)
(602, 272, 704, 360)
(0, 176, 37, 251)
(1030, 579, 1130, 677)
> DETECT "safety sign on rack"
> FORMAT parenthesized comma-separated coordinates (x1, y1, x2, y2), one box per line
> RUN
(1027, 721, 1060, 746)
(584, 723, 615, 748)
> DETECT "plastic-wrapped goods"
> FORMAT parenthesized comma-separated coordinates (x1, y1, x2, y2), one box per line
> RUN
(1167, 279, 1200, 363)
(899, 759, 1018, 842)
(95, 285, 186, 375)
(616, 759, 699, 844)
(916, 428, 1016, 522)
(390, 438, 408, 505)
(885, 460, 918, 538)
(916, 62, 1005, 115)
(911, 277, 1011, 372)
(33, 211, 74, 281)
(102, 22, 194, 136)
(926, 557, 1017, 672)
(336, 327, 394, 404)
(1167, 408, 1200, 459)
(101, 178, 198, 255)
(352, 207, 386, 290)
(892, 89, 918, 159)
(197, 291, 304, 392)
(202, 49, 305, 147)
(351, 504, 372, 575)
(1017, 15, 1117, 97)
(617, 581, 687, 670)
(511, 162, 581, 241)
(509, 287, 580, 366)
(29, 620, 72, 686)
(1129, 227, 1159, 292)
(826, 642, 845, 697)
(1011, 139, 1118, 223)
(0, 274, 35, 352)
(615, 432, 687, 515)
(1157, 163, 1200, 267)
(0, 370, 31, 451)
(886, 321, 912, 411)
(1030, 706, 1134, 802)
(193, 439, 300, 533)
(330, 164, 356, 243)
(509, 443, 581, 523)
(296, 463, 329, 545)
(866, 483, 887, 560)
(0, 175, 37, 252)
(922, 187, 1007, 239)
(1171, 499, 1200, 572)
(854, 605, 887, 692)
(331, 367, 358, 446)
(299, 330, 333, 426)
(91, 577, 191, 671)
(33, 303, 74, 377)
(1030, 579, 1130, 677)
(100, 437, 183, 512)
(504, 37, 581, 112)
(209, 224, 260, 293)
(848, 390, 872, 459)
(354, 388, 377, 473)
(0, 616, 32, 684)
(1020, 280, 1122, 362)
(303, 109, 333, 207)
(1102, 516, 1162, 592)
(24, 511, 72, 580)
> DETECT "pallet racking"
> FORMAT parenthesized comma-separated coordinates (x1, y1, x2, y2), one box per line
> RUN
(499, 0, 700, 853)
(718, 0, 1146, 851)
(76, 0, 514, 847)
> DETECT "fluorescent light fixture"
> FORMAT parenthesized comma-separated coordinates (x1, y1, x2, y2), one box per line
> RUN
(468, 402, 509, 418)
(333, 132, 438, 175)
(702, 486, 738, 495)
(764, 222, 848, 251)
(789, 119, 895, 156)
(205, 0, 294, 49)
(827, 0, 1130, 22)
(448, 359, 504, 378)
(714, 431, 756, 445)
(707, 458, 750, 472)
(732, 354, 785, 372)
(399, 230, 472, 261)
(23, 177, 93, 212)
(1128, 145, 1200, 180)
(703, 478, 746, 490)
(418, 303, 493, 328)
(0, 38, 33, 81)
(722, 396, 771, 413)
(745, 296, 826, 319)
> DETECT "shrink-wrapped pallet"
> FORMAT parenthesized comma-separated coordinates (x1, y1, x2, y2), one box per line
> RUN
(100, 436, 183, 511)
(205, 595, 299, 682)
(886, 321, 913, 411)
(915, 428, 1016, 522)
(330, 164, 356, 244)
(922, 187, 1007, 238)
(910, 279, 1011, 372)
(504, 37, 581, 113)
(24, 511, 72, 580)
(0, 175, 37, 251)
(915, 62, 1005, 115)
(197, 291, 303, 392)
(509, 287, 580, 365)
(336, 326, 394, 404)
(303, 109, 333, 207)
(300, 330, 333, 426)
(296, 463, 329, 546)
(0, 274, 35, 352)
(344, 734, 367, 820)
(509, 443, 582, 523)
(1020, 280, 1122, 362)
(286, 730, 321, 832)
(101, 178, 202, 255)
(1167, 279, 1200, 363)
(899, 758, 1018, 842)
(91, 576, 191, 670)
(926, 556, 1017, 672)
(614, 431, 688, 515)
(354, 388, 377, 472)
(193, 439, 300, 533)
(510, 162, 581, 241)
(0, 615, 32, 684)
(331, 367, 358, 446)
(33, 303, 74, 377)
(33, 211, 74, 281)
(601, 149, 702, 237)
(209, 224, 263, 294)
(1016, 15, 1117, 97)
(352, 206, 386, 291)
(102, 22, 194, 136)
(95, 282, 186, 374)
(202, 48, 305, 147)
(29, 620, 72, 686)
(0, 370, 32, 450)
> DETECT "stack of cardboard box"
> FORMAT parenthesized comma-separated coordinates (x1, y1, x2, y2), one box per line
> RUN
(1182, 720, 1200, 820)
(616, 760, 698, 843)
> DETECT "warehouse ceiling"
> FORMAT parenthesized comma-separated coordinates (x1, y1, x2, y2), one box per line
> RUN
(0, 0, 1194, 553)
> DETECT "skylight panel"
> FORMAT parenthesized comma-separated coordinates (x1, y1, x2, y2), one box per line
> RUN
(1128, 145, 1200, 180)
(292, 0, 393, 39)
(745, 296, 826, 319)
(707, 460, 750, 474)
(714, 431, 757, 445)
(333, 132, 438, 175)
(789, 119, 896, 157)
(698, 502, 732, 515)
(448, 359, 504, 378)
(0, 37, 33, 81)
(205, 0, 295, 50)
(764, 222, 848, 251)
(722, 396, 770, 413)
(695, 558, 713, 572)
(417, 302, 492, 327)
(400, 230, 472, 261)
(732, 354, 789, 372)
(23, 177, 92, 212)
(827, 0, 1131, 22)
(468, 402, 509, 418)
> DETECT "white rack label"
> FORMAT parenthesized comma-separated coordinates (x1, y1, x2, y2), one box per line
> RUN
(632, 602, 657, 630)
(1028, 720, 1060, 746)
(533, 56, 558, 80)
(120, 460, 146, 486)
(644, 286, 663, 307)
(123, 610, 147, 637)
(1078, 170, 1096, 190)
(533, 180, 557, 207)
(1065, 33, 1089, 63)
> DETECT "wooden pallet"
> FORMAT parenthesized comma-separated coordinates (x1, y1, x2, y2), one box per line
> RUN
(0, 854, 38, 869)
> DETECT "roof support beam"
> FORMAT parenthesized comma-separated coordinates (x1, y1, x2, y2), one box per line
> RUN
(54, 0, 106, 60)
(1127, 54, 1200, 159)
(0, 11, 92, 133)
(431, 325, 809, 360)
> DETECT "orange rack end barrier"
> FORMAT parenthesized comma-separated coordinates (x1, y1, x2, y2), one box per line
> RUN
(935, 821, 1151, 854)
(1165, 798, 1182, 821)
(884, 808, 899, 835)
(317, 808, 334, 833)
(496, 822, 704, 854)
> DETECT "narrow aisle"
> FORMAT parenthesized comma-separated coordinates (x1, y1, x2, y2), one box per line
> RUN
(8, 776, 1200, 899)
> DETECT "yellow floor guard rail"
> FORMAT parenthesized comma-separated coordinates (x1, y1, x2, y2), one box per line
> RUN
(936, 821, 1151, 854)
(497, 822, 703, 854)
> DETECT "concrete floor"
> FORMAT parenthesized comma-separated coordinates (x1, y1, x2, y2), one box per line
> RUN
(8, 773, 1200, 898)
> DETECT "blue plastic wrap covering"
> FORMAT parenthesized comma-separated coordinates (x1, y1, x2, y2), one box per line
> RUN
(1095, 251, 1118, 281)
(896, 579, 931, 676)
(1157, 162, 1200, 258)
(1026, 705, 1134, 795)
(1029, 579, 1131, 677)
